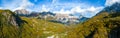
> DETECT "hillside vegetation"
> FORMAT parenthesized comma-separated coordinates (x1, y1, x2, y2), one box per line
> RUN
(0, 9, 120, 38)
(67, 11, 120, 38)
(0, 10, 68, 38)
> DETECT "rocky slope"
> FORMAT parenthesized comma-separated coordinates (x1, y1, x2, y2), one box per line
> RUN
(0, 9, 25, 38)
(0, 9, 24, 26)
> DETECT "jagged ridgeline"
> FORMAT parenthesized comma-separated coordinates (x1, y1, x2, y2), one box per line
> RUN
(0, 10, 67, 38)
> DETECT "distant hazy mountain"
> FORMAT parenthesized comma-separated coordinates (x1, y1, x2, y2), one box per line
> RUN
(39, 11, 55, 16)
(53, 13, 78, 25)
(78, 16, 89, 23)
(14, 9, 30, 16)
(28, 12, 40, 17)
(14, 9, 89, 25)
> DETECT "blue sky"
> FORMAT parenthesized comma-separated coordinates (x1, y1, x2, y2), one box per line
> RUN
(0, 0, 120, 18)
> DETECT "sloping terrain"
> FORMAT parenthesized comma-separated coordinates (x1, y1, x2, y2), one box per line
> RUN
(0, 3, 120, 38)
(67, 3, 120, 38)
(68, 11, 120, 38)
(0, 10, 67, 38)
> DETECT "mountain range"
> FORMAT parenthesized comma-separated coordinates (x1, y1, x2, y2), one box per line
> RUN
(14, 9, 89, 25)
(0, 2, 120, 38)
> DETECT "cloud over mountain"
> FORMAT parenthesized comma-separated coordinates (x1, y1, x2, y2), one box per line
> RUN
(0, 0, 105, 18)
(105, 0, 120, 6)
(0, 0, 34, 11)
(15, 0, 34, 10)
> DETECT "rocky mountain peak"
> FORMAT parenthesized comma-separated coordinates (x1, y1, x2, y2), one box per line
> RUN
(0, 9, 24, 26)
(14, 9, 30, 15)
(103, 2, 120, 13)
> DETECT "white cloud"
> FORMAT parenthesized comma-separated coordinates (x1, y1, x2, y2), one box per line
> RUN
(71, 6, 104, 17)
(52, 0, 57, 4)
(53, 8, 72, 14)
(0, 0, 34, 11)
(40, 5, 51, 12)
(71, 6, 85, 13)
(51, 3, 90, 14)
(0, 0, 104, 17)
(14, 0, 34, 10)
(0, 7, 3, 9)
(0, 0, 22, 10)
(53, 6, 104, 17)
(105, 0, 120, 6)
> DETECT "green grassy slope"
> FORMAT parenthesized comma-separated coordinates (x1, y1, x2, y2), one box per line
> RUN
(1, 9, 120, 38)
(0, 10, 68, 38)
(68, 11, 120, 38)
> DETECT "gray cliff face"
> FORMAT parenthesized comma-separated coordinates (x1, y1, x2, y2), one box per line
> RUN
(0, 10, 24, 26)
